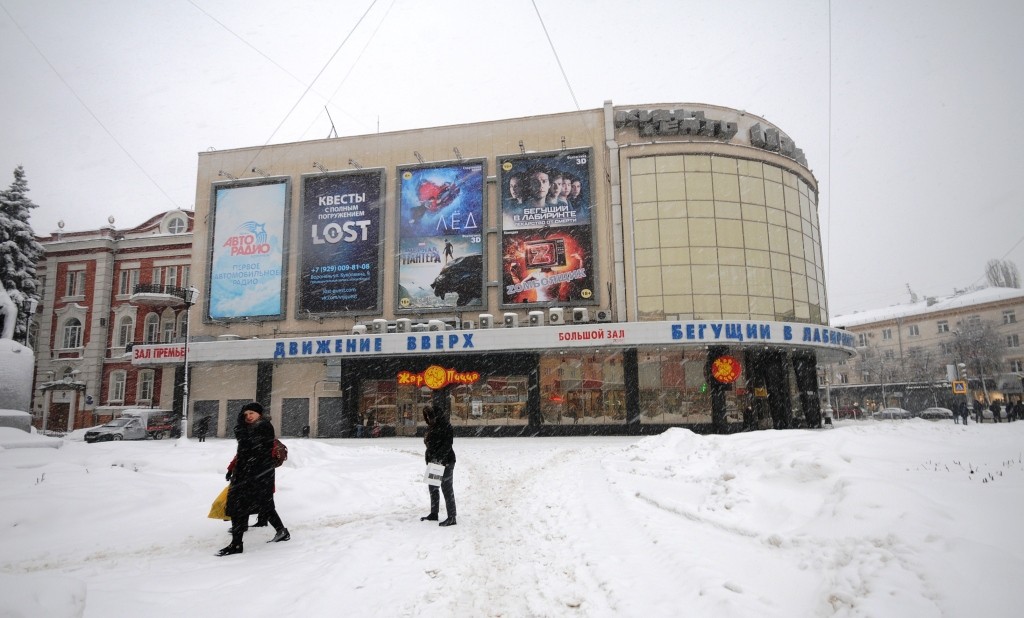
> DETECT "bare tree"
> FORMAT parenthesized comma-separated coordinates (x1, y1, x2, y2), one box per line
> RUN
(985, 259, 1021, 288)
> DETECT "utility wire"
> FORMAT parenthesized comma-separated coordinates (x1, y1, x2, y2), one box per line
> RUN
(1, 2, 179, 210)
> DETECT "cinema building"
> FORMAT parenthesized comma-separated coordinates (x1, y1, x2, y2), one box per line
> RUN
(131, 100, 855, 438)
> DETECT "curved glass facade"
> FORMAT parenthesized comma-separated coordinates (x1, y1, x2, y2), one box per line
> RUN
(629, 154, 827, 324)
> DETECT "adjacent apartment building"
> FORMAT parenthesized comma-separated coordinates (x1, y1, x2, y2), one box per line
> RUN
(828, 287, 1024, 413)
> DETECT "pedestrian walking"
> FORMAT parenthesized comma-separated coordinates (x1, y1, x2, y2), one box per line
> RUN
(1014, 399, 1024, 423)
(420, 405, 457, 527)
(217, 402, 290, 556)
(990, 399, 1002, 423)
(954, 401, 962, 424)
(195, 416, 210, 442)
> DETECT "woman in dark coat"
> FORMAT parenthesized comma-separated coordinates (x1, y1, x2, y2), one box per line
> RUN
(217, 402, 289, 556)
(420, 405, 457, 527)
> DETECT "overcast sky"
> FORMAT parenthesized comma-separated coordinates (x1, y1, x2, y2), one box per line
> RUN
(1, 0, 1021, 317)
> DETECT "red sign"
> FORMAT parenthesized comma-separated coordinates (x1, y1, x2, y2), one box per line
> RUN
(397, 365, 480, 390)
(710, 355, 741, 384)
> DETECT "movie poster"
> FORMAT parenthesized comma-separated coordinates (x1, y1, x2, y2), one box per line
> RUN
(396, 161, 485, 311)
(497, 149, 596, 306)
(208, 179, 289, 320)
(300, 170, 384, 314)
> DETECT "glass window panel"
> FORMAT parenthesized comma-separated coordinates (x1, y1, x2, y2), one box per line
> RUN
(772, 269, 793, 299)
(712, 173, 740, 202)
(766, 207, 786, 226)
(656, 173, 686, 200)
(631, 175, 658, 202)
(765, 181, 784, 208)
(719, 248, 745, 266)
(782, 171, 797, 188)
(739, 176, 766, 205)
(787, 229, 804, 258)
(631, 157, 655, 174)
(634, 220, 662, 248)
(721, 295, 749, 317)
(662, 266, 692, 295)
(714, 201, 741, 219)
(737, 159, 763, 178)
(786, 211, 803, 233)
(770, 251, 791, 270)
(691, 266, 720, 293)
(804, 236, 816, 265)
(686, 200, 714, 218)
(799, 191, 812, 221)
(749, 296, 774, 316)
(657, 200, 686, 218)
(768, 224, 789, 252)
(684, 155, 712, 172)
(775, 298, 794, 320)
(693, 294, 722, 316)
(633, 202, 659, 220)
(656, 155, 685, 172)
(743, 221, 769, 250)
(716, 219, 743, 248)
(685, 173, 714, 200)
(720, 266, 748, 295)
(659, 220, 688, 247)
(690, 247, 718, 265)
(792, 273, 809, 302)
(688, 219, 716, 247)
(664, 295, 693, 315)
(784, 186, 800, 214)
(794, 301, 810, 320)
(635, 248, 661, 267)
(745, 249, 770, 268)
(763, 165, 782, 183)
(791, 257, 806, 275)
(747, 267, 773, 296)
(741, 203, 767, 222)
(636, 267, 664, 296)
(661, 247, 690, 265)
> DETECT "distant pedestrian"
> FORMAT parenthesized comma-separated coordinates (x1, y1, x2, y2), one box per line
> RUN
(954, 402, 962, 424)
(1014, 399, 1024, 423)
(990, 399, 1002, 423)
(420, 405, 457, 527)
(959, 401, 969, 425)
(195, 416, 210, 442)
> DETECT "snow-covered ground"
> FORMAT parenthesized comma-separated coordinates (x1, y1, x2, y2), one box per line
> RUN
(1, 420, 1021, 617)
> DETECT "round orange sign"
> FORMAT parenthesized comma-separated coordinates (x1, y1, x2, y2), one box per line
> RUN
(710, 355, 741, 384)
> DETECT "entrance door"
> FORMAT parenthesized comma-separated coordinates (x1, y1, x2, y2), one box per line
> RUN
(281, 398, 309, 438)
(47, 403, 69, 433)
(317, 397, 345, 438)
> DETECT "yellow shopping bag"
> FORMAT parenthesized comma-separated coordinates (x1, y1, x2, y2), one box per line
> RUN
(207, 485, 231, 521)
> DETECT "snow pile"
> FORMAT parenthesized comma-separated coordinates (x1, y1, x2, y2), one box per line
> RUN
(1, 421, 1021, 617)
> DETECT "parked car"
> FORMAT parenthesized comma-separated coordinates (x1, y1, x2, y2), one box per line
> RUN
(84, 409, 180, 442)
(873, 407, 913, 420)
(918, 407, 954, 420)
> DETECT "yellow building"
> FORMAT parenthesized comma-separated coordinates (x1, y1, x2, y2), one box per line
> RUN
(131, 101, 852, 437)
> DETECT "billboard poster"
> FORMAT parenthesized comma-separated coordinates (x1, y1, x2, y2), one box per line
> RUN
(300, 170, 385, 314)
(396, 160, 485, 310)
(497, 149, 596, 306)
(208, 179, 289, 321)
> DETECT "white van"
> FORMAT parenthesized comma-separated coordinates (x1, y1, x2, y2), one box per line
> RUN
(84, 409, 180, 442)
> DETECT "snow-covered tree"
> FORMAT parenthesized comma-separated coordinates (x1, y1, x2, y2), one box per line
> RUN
(0, 165, 45, 342)
(985, 259, 1021, 288)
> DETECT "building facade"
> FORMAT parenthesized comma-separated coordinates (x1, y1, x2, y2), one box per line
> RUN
(31, 211, 194, 432)
(828, 288, 1024, 414)
(128, 101, 854, 438)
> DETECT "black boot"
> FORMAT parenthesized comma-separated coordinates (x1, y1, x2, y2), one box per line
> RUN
(268, 528, 290, 543)
(420, 514, 438, 521)
(253, 516, 268, 528)
(439, 516, 457, 527)
(216, 542, 243, 556)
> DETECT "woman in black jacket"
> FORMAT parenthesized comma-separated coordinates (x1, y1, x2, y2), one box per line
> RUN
(217, 402, 290, 556)
(420, 405, 457, 527)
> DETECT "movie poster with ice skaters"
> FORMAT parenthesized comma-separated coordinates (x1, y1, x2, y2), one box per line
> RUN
(396, 161, 485, 310)
(497, 149, 596, 306)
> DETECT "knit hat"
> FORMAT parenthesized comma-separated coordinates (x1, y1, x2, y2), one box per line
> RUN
(241, 402, 264, 415)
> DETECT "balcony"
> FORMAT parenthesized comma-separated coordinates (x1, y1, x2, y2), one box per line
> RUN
(130, 284, 189, 308)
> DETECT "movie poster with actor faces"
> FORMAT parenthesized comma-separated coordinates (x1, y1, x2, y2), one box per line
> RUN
(208, 179, 290, 321)
(299, 170, 384, 315)
(396, 161, 485, 311)
(498, 149, 596, 307)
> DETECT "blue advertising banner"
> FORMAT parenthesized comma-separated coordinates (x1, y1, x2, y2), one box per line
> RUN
(208, 180, 289, 320)
(498, 149, 596, 306)
(300, 170, 384, 314)
(396, 161, 485, 310)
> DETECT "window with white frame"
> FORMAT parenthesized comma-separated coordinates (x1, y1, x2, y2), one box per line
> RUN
(882, 328, 893, 340)
(838, 373, 849, 384)
(62, 318, 83, 349)
(861, 371, 871, 382)
(110, 371, 126, 403)
(162, 316, 176, 342)
(884, 349, 895, 360)
(908, 324, 920, 336)
(164, 266, 178, 290)
(1008, 334, 1021, 348)
(857, 333, 868, 347)
(967, 315, 981, 328)
(1011, 359, 1023, 372)
(166, 214, 187, 235)
(1004, 310, 1017, 325)
(65, 270, 85, 297)
(182, 265, 190, 286)
(151, 267, 162, 287)
(118, 268, 138, 295)
(144, 314, 160, 343)
(940, 342, 956, 355)
(137, 370, 154, 402)
(117, 316, 134, 347)
(937, 320, 949, 333)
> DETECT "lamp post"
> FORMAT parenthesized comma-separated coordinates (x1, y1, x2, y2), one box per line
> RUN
(180, 287, 199, 441)
(22, 297, 38, 347)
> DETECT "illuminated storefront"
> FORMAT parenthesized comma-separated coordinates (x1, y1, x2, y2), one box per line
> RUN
(132, 101, 854, 437)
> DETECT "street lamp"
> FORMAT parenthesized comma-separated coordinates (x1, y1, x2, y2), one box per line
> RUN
(22, 297, 38, 347)
(180, 286, 199, 441)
